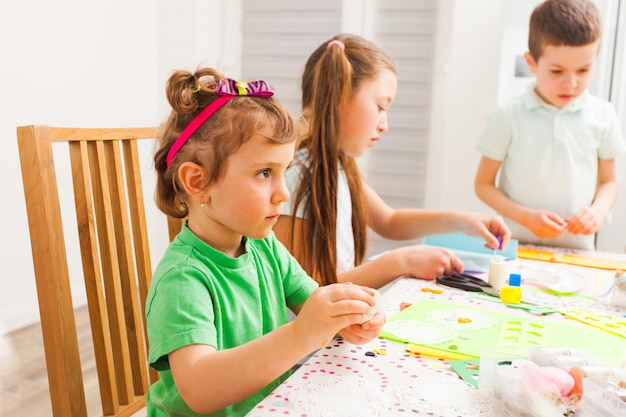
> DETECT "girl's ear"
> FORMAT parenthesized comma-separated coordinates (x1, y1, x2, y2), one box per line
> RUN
(177, 162, 208, 203)
(524, 51, 538, 74)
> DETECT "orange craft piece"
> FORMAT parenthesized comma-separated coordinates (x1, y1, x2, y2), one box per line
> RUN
(399, 302, 413, 311)
(566, 367, 584, 402)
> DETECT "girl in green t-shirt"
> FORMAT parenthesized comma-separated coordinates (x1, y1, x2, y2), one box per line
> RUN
(147, 66, 385, 417)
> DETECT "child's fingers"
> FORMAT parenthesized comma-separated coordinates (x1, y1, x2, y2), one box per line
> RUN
(326, 283, 375, 305)
(449, 255, 464, 274)
(330, 298, 371, 319)
(361, 309, 386, 330)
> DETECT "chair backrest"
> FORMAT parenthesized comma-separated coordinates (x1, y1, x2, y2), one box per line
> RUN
(16, 125, 182, 417)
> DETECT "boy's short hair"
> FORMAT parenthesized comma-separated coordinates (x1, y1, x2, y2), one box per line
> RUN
(528, 0, 601, 61)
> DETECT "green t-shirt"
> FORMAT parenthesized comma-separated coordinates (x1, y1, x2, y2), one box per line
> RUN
(146, 223, 318, 417)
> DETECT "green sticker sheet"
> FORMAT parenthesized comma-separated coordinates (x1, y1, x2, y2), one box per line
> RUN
(381, 299, 626, 365)
(559, 306, 626, 338)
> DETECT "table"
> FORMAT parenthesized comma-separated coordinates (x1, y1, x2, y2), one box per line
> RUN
(245, 252, 626, 417)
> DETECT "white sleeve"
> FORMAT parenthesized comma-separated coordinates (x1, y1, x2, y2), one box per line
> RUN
(598, 102, 626, 159)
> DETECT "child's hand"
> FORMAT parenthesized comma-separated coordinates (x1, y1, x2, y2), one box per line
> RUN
(293, 283, 376, 352)
(522, 209, 567, 238)
(391, 245, 464, 280)
(338, 307, 386, 344)
(567, 207, 603, 235)
(457, 213, 511, 252)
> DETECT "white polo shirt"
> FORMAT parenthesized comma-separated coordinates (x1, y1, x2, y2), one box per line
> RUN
(476, 84, 625, 250)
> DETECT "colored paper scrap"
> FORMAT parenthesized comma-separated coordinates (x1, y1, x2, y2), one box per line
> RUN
(559, 306, 626, 338)
(518, 248, 626, 271)
(425, 232, 518, 259)
(448, 359, 480, 388)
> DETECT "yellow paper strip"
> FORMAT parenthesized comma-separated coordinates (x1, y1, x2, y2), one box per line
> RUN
(406, 344, 473, 361)
(518, 248, 626, 271)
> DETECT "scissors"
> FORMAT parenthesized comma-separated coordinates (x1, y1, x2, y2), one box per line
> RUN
(436, 273, 500, 297)
(436, 273, 558, 315)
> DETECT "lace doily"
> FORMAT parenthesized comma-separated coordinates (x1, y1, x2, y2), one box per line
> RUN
(426, 307, 498, 330)
(384, 319, 458, 345)
(287, 373, 389, 417)
(396, 374, 494, 416)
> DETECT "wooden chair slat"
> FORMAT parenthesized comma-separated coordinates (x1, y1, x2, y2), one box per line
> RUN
(17, 125, 89, 417)
(87, 140, 135, 405)
(122, 139, 158, 385)
(168, 216, 184, 242)
(17, 125, 168, 417)
(105, 140, 150, 394)
(70, 140, 120, 415)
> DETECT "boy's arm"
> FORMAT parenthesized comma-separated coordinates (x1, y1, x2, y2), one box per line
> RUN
(474, 156, 522, 220)
(474, 156, 566, 238)
(567, 158, 618, 235)
(592, 158, 619, 216)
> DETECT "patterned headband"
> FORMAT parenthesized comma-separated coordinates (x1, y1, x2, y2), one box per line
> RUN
(165, 78, 274, 167)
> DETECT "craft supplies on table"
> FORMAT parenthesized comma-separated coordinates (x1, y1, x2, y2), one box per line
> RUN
(518, 246, 626, 271)
(479, 346, 626, 417)
(488, 254, 508, 290)
(435, 272, 499, 296)
(499, 273, 522, 303)
(424, 232, 518, 273)
(478, 347, 626, 417)
(424, 232, 518, 260)
(380, 298, 626, 364)
(246, 254, 626, 417)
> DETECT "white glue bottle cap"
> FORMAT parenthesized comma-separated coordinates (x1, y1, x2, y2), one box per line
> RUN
(488, 254, 508, 291)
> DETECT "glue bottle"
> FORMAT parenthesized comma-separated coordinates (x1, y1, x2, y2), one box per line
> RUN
(500, 273, 522, 304)
(488, 254, 507, 291)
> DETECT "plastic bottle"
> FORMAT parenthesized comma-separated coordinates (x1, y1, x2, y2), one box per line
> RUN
(500, 273, 522, 304)
(488, 254, 508, 291)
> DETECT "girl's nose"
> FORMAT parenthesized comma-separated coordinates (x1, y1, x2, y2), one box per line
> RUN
(377, 114, 389, 133)
(273, 177, 290, 204)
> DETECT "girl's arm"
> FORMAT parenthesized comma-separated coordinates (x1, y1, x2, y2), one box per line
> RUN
(275, 212, 463, 286)
(168, 283, 379, 414)
(567, 158, 618, 235)
(337, 246, 463, 287)
(365, 173, 508, 249)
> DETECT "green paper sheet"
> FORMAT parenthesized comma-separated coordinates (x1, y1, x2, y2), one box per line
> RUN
(381, 299, 626, 365)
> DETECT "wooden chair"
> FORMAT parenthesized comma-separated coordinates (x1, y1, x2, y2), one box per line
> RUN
(16, 125, 182, 417)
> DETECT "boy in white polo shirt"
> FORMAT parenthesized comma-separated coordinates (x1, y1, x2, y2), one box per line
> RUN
(474, 0, 625, 250)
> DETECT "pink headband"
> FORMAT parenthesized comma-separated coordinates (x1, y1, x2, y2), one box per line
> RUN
(327, 40, 345, 50)
(165, 78, 274, 167)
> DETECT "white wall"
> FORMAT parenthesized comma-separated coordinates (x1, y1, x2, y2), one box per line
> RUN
(0, 0, 235, 333)
(425, 0, 504, 214)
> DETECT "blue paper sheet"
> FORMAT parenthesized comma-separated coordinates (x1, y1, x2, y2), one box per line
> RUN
(425, 232, 518, 258)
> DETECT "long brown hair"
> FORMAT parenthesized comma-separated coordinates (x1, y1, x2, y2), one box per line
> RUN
(154, 67, 298, 218)
(288, 34, 396, 285)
